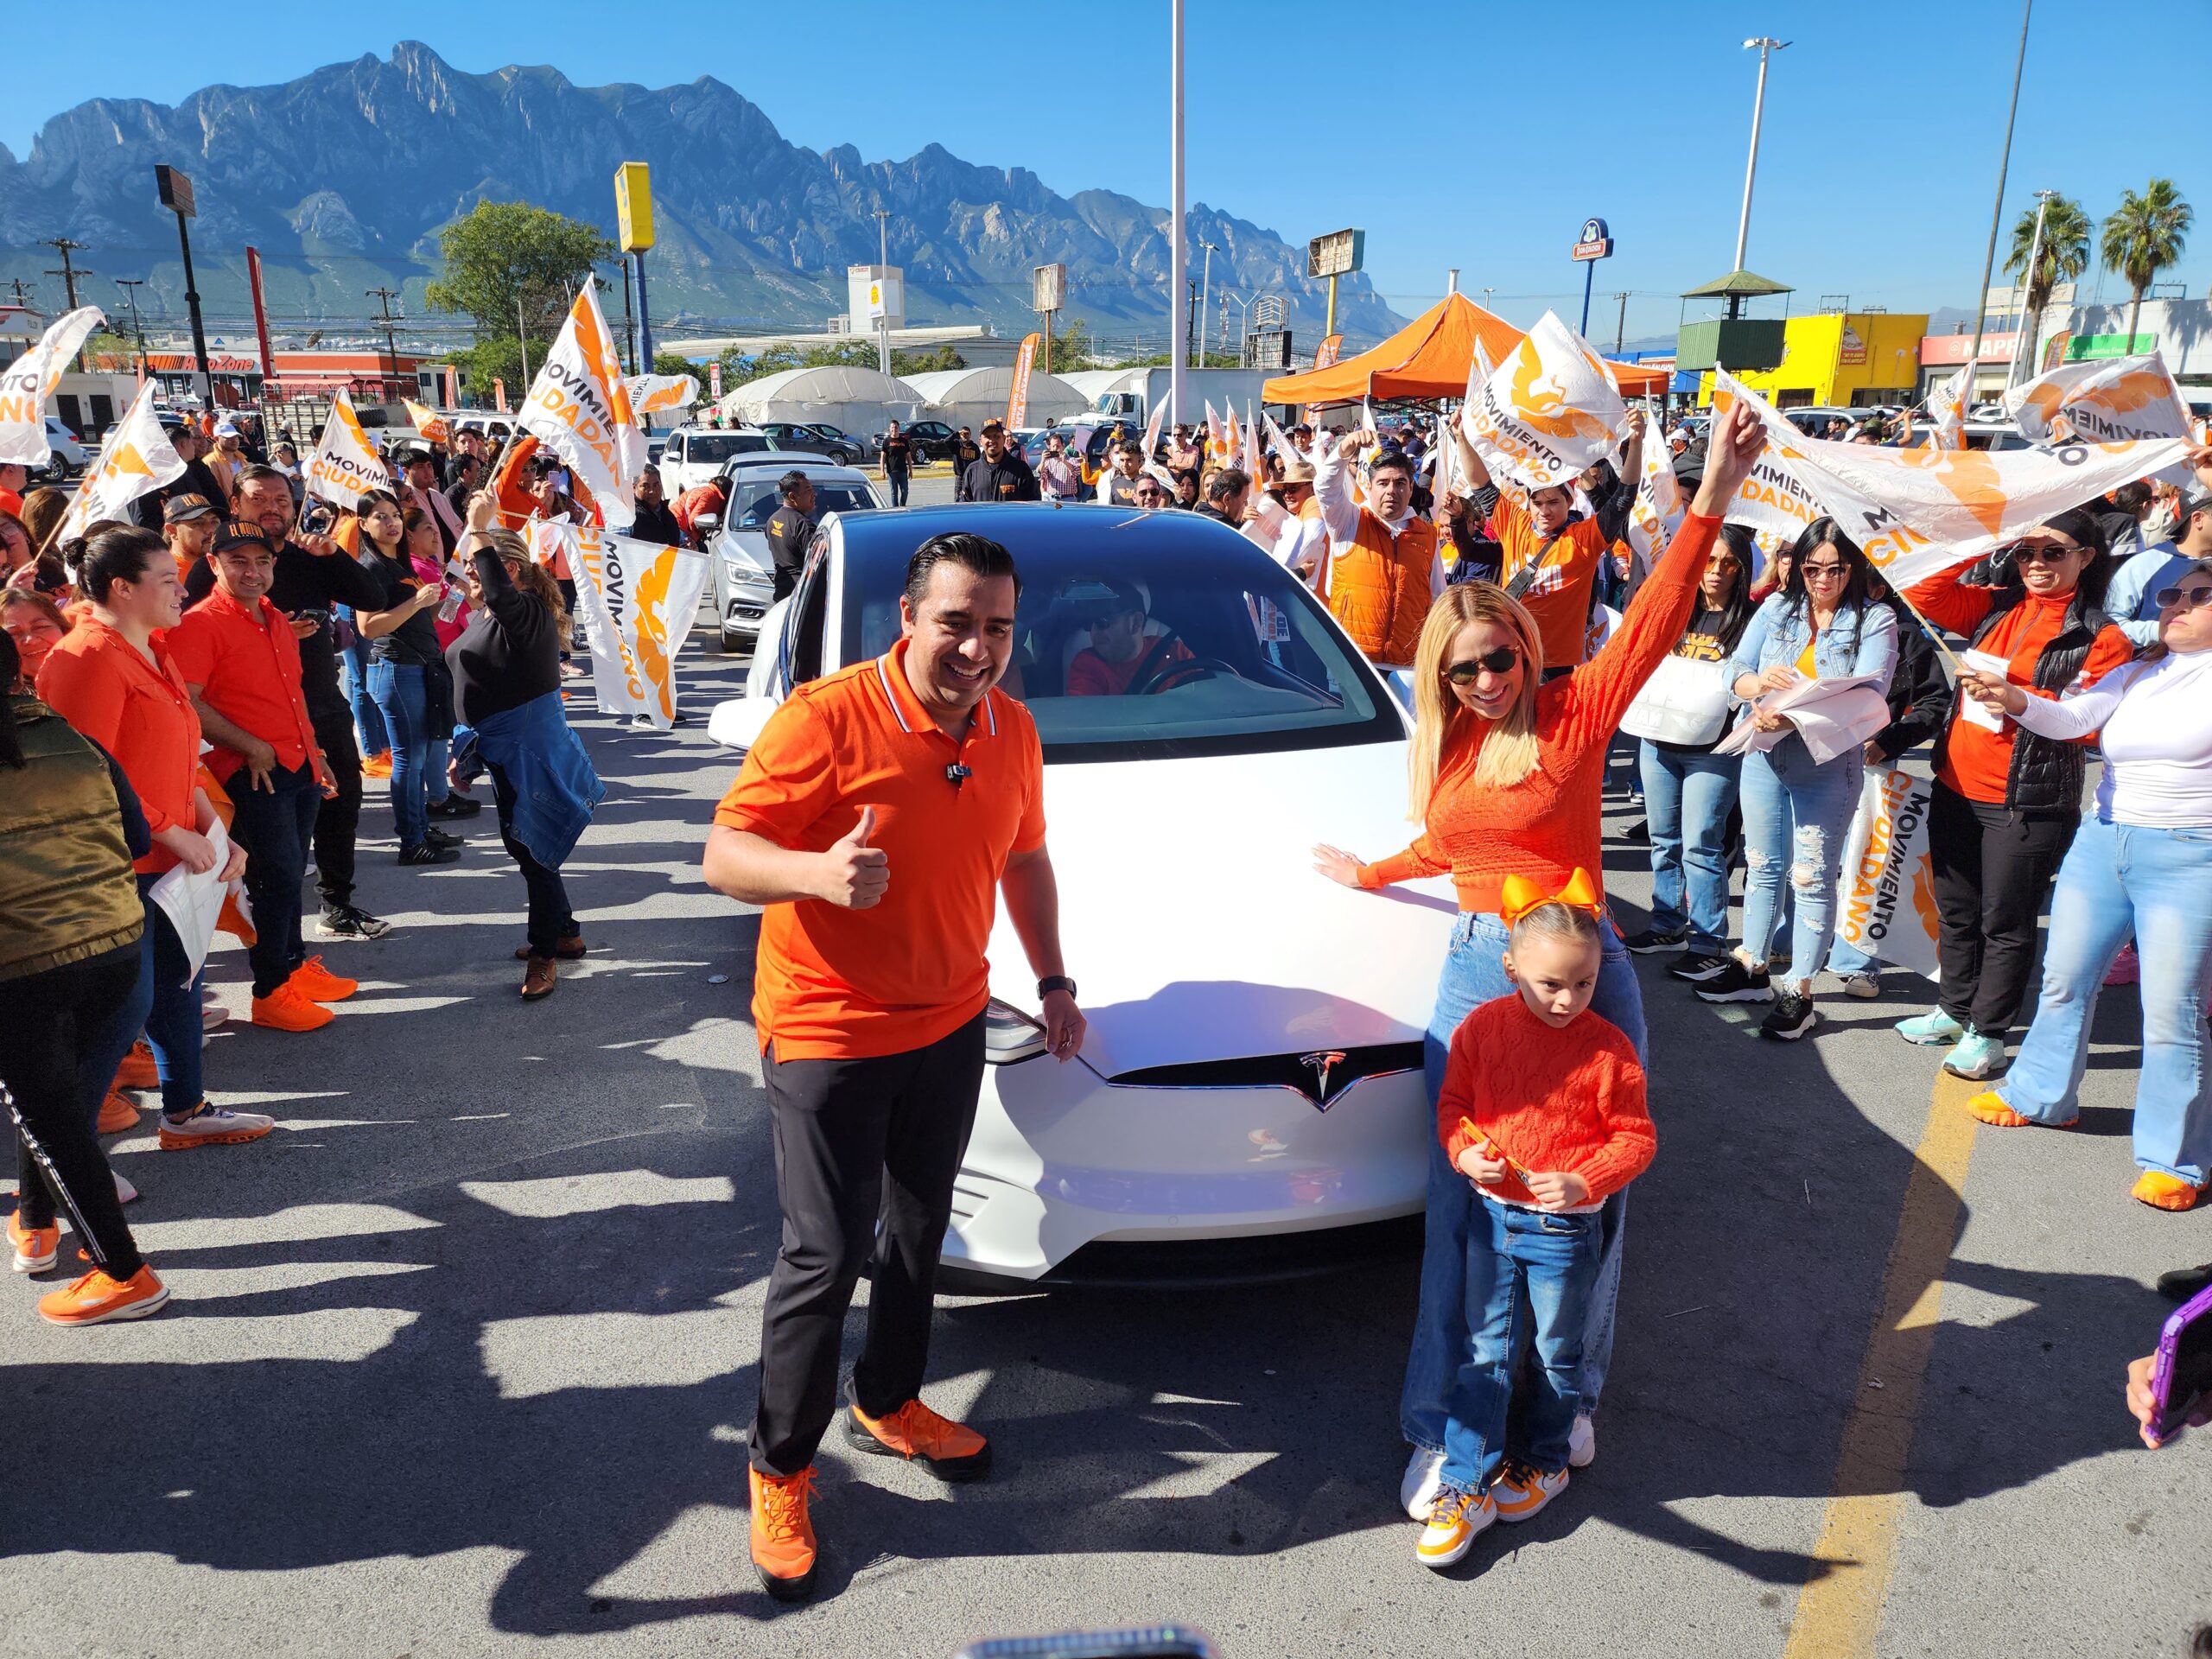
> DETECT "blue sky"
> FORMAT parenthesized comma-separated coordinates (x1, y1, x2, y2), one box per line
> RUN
(10, 1, 2202, 344)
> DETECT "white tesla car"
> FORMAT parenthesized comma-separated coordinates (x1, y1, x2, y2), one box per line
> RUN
(708, 502, 1456, 1281)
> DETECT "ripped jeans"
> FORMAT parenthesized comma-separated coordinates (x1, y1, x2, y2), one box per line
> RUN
(1738, 734, 1863, 994)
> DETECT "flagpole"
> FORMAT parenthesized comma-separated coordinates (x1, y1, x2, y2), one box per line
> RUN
(1167, 0, 1186, 433)
(1963, 0, 2032, 408)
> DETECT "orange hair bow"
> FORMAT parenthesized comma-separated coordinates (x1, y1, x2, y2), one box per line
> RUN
(1499, 868, 1603, 927)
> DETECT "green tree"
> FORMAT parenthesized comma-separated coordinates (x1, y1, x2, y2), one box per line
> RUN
(425, 200, 616, 392)
(2100, 179, 2193, 351)
(2003, 194, 2091, 335)
(1041, 317, 1098, 375)
(889, 344, 968, 376)
(651, 349, 696, 377)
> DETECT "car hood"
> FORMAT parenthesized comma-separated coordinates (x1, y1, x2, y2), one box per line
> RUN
(985, 736, 1456, 1076)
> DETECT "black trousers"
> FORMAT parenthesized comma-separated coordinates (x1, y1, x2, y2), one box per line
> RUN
(750, 1013, 987, 1477)
(2, 946, 145, 1279)
(490, 761, 577, 955)
(229, 761, 321, 997)
(1929, 781, 2077, 1038)
(309, 708, 361, 912)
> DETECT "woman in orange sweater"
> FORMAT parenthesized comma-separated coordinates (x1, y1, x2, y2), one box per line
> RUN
(1313, 401, 1765, 1519)
(1414, 876, 1656, 1568)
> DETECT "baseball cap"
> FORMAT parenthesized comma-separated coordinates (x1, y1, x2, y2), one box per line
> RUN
(2179, 486, 2212, 522)
(212, 521, 276, 557)
(213, 420, 241, 438)
(162, 493, 219, 525)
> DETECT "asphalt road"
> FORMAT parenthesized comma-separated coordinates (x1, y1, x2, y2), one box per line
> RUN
(3, 572, 2209, 1659)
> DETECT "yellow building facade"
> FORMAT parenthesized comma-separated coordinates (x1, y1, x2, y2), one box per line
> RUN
(1698, 312, 1928, 408)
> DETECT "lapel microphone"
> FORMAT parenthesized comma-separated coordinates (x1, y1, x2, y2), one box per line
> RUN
(945, 763, 972, 791)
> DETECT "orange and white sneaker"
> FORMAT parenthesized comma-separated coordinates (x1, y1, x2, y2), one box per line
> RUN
(9, 1211, 59, 1274)
(748, 1465, 818, 1601)
(1965, 1090, 2076, 1130)
(158, 1103, 276, 1149)
(115, 1039, 160, 1090)
(845, 1395, 992, 1480)
(362, 750, 394, 779)
(2133, 1171, 2205, 1212)
(251, 985, 334, 1033)
(97, 1088, 141, 1135)
(287, 956, 358, 1002)
(1414, 1485, 1496, 1569)
(37, 1265, 169, 1326)
(1492, 1459, 1569, 1524)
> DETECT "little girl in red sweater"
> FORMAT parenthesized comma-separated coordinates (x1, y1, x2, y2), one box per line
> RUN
(1415, 868, 1658, 1571)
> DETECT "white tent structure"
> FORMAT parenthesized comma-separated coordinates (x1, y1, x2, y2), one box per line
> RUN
(715, 364, 919, 436)
(903, 365, 1090, 429)
(1058, 368, 1149, 413)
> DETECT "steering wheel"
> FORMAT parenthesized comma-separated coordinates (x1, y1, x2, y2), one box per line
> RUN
(1128, 635, 1242, 696)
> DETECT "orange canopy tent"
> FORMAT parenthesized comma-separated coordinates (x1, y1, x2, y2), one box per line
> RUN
(1262, 292, 1669, 405)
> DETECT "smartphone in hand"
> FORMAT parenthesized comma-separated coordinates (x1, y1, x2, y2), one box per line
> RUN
(2149, 1284, 2212, 1446)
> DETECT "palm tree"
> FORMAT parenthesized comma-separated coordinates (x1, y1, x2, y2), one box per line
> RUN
(2004, 195, 2090, 372)
(2101, 179, 2193, 351)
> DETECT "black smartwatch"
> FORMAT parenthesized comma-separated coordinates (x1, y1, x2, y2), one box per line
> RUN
(1037, 975, 1077, 1000)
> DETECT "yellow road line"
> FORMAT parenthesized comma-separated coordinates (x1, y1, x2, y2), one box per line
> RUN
(1782, 1072, 1982, 1659)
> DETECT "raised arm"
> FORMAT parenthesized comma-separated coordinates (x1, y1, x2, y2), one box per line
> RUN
(1312, 430, 1364, 546)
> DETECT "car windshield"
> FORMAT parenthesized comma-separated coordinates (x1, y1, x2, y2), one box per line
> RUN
(687, 434, 772, 461)
(838, 527, 1396, 762)
(734, 482, 880, 527)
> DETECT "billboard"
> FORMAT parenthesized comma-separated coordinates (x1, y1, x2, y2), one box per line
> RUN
(847, 264, 905, 327)
(614, 162, 654, 252)
(1033, 263, 1066, 313)
(1306, 229, 1365, 280)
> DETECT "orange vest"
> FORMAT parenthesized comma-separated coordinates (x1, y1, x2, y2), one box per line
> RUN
(1327, 510, 1437, 665)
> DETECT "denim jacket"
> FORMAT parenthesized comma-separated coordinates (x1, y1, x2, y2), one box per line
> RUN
(1725, 592, 1898, 706)
(452, 691, 606, 869)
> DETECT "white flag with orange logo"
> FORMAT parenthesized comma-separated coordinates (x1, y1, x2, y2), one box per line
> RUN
(1924, 362, 1973, 451)
(0, 305, 105, 465)
(622, 372, 699, 418)
(535, 520, 709, 728)
(306, 388, 394, 508)
(402, 398, 452, 443)
(1711, 370, 2190, 588)
(1459, 309, 1629, 490)
(2005, 353, 2195, 445)
(56, 382, 183, 543)
(520, 283, 645, 530)
(1625, 403, 1684, 563)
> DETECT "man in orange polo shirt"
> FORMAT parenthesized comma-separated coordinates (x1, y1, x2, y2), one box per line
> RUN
(1448, 409, 1643, 673)
(702, 531, 1084, 1603)
(164, 525, 347, 1034)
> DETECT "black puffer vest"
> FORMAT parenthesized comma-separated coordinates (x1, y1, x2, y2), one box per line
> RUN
(1934, 587, 2113, 816)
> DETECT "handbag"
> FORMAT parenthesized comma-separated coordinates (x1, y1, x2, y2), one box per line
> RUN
(1620, 650, 1734, 746)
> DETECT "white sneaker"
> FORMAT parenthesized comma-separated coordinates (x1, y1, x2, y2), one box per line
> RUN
(113, 1171, 138, 1205)
(1414, 1485, 1496, 1569)
(1493, 1460, 1571, 1523)
(157, 1105, 275, 1149)
(1840, 972, 1880, 1001)
(1401, 1446, 1448, 1521)
(1568, 1413, 1595, 1469)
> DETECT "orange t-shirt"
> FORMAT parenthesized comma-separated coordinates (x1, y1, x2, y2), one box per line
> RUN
(36, 617, 204, 874)
(1905, 575, 2133, 804)
(1360, 512, 1720, 915)
(1490, 493, 1611, 671)
(1066, 636, 1193, 696)
(161, 588, 321, 783)
(714, 639, 1047, 1059)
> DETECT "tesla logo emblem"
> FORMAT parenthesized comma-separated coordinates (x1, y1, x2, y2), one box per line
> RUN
(1300, 1051, 1348, 1108)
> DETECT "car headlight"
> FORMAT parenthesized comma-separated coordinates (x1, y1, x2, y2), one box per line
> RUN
(983, 997, 1048, 1065)
(719, 541, 768, 575)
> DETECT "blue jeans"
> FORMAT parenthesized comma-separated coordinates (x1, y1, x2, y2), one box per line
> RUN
(341, 631, 387, 760)
(1738, 734, 1864, 990)
(1402, 911, 1643, 1452)
(366, 660, 431, 851)
(1999, 817, 2212, 1184)
(133, 877, 206, 1117)
(1442, 1198, 1603, 1491)
(81, 906, 155, 1126)
(1638, 741, 1740, 950)
(1827, 933, 1878, 976)
(887, 469, 910, 506)
(227, 762, 321, 998)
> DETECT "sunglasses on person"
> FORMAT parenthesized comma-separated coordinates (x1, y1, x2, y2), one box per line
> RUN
(2153, 582, 2212, 612)
(2009, 541, 2081, 565)
(1444, 645, 1522, 683)
(1800, 559, 1848, 579)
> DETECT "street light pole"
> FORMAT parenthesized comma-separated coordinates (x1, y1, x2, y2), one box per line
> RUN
(1168, 0, 1186, 429)
(115, 277, 148, 378)
(1734, 38, 1789, 271)
(2009, 188, 2056, 390)
(1964, 0, 2032, 408)
(1197, 239, 1217, 368)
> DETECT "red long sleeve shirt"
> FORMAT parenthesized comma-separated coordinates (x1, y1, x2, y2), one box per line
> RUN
(1359, 512, 1721, 915)
(1438, 995, 1656, 1209)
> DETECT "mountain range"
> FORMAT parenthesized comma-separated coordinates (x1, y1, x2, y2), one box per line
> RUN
(0, 42, 1402, 355)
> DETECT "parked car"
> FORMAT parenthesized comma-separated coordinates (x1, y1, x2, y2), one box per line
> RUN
(660, 425, 781, 496)
(450, 414, 516, 446)
(703, 459, 882, 653)
(872, 418, 962, 463)
(35, 417, 86, 483)
(754, 421, 866, 467)
(707, 502, 1450, 1281)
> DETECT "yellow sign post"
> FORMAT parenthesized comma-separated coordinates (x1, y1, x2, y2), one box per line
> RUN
(614, 162, 655, 252)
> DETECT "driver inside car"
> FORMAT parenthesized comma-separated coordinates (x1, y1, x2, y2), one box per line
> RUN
(1066, 577, 1195, 697)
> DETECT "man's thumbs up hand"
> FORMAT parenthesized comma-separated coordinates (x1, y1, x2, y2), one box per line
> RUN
(817, 806, 889, 909)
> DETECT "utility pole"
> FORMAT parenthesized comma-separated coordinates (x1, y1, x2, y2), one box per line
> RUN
(1964, 0, 2032, 408)
(367, 286, 403, 399)
(1613, 291, 1631, 353)
(1168, 0, 1185, 428)
(620, 260, 637, 374)
(874, 207, 889, 269)
(1198, 238, 1217, 367)
(1481, 286, 1495, 313)
(155, 167, 212, 406)
(1186, 280, 1199, 367)
(873, 207, 892, 378)
(2009, 187, 2056, 391)
(115, 277, 149, 377)
(3, 276, 29, 306)
(1734, 39, 1790, 271)
(42, 238, 90, 369)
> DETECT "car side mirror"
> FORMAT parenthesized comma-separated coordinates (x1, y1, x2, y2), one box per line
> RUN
(696, 514, 721, 534)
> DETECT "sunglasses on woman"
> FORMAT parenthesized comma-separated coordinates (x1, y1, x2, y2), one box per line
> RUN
(1444, 645, 1522, 683)
(2153, 583, 2212, 613)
